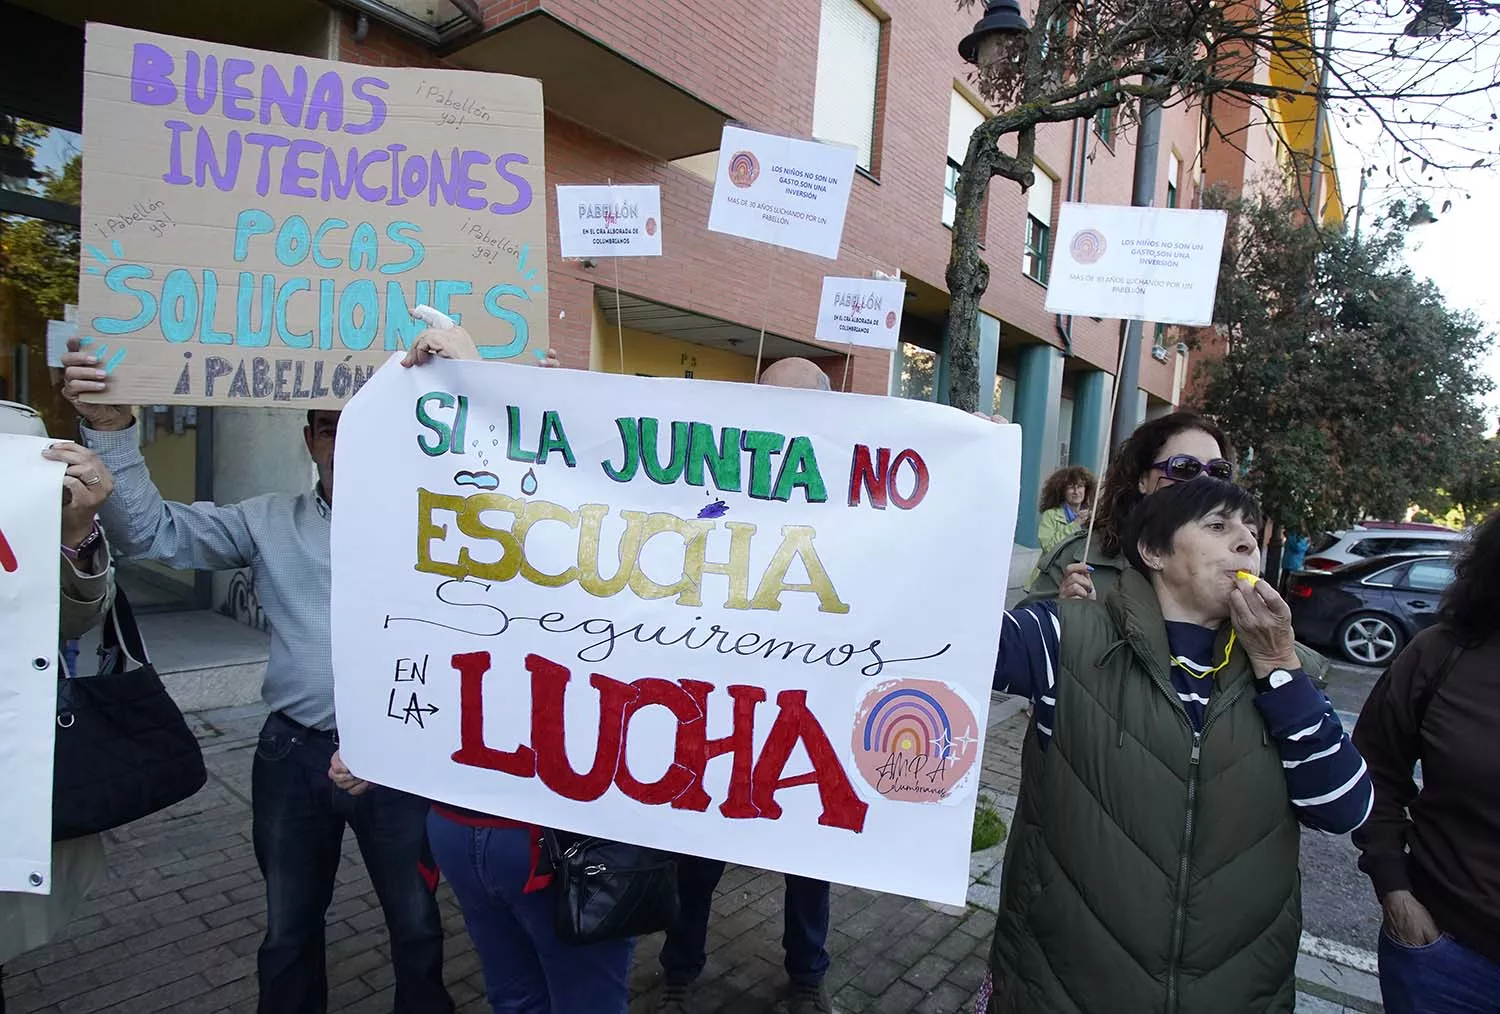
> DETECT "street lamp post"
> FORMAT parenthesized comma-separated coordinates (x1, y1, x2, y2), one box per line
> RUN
(958, 0, 1030, 69)
(1311, 1, 1465, 226)
(1405, 0, 1463, 37)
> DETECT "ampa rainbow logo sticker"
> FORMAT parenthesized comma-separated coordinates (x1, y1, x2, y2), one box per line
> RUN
(851, 679, 979, 803)
(727, 150, 760, 188)
(1068, 228, 1107, 264)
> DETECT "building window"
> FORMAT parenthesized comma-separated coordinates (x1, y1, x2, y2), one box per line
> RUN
(1023, 169, 1055, 284)
(1093, 84, 1116, 144)
(944, 90, 986, 228)
(1166, 152, 1181, 208)
(813, 0, 882, 171)
(942, 158, 961, 227)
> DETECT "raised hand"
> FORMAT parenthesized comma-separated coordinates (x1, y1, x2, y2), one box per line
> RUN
(60, 337, 135, 432)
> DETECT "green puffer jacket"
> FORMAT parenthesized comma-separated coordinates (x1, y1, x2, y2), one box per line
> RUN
(988, 568, 1311, 1014)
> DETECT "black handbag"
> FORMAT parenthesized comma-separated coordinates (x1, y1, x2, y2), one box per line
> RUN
(541, 829, 680, 944)
(52, 587, 208, 841)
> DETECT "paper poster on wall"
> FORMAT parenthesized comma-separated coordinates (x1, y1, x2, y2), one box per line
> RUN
(77, 23, 549, 409)
(814, 277, 906, 350)
(1043, 204, 1229, 325)
(706, 125, 857, 260)
(0, 436, 64, 895)
(330, 358, 1018, 904)
(556, 185, 662, 258)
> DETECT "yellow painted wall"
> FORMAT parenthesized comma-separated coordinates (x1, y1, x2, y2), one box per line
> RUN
(591, 317, 756, 383)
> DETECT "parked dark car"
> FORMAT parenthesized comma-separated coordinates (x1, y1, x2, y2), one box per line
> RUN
(1286, 553, 1455, 666)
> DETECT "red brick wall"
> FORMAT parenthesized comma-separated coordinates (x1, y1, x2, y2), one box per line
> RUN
(335, 2, 1204, 402)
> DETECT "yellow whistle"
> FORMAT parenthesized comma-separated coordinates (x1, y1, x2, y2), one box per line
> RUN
(1235, 570, 1259, 586)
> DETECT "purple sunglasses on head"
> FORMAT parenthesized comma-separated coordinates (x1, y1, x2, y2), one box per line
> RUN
(1151, 454, 1234, 482)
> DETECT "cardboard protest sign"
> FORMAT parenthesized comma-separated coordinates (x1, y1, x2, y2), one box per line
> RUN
(556, 185, 662, 258)
(331, 358, 1018, 904)
(78, 24, 549, 409)
(1044, 203, 1228, 325)
(814, 277, 906, 350)
(0, 436, 64, 895)
(706, 126, 856, 260)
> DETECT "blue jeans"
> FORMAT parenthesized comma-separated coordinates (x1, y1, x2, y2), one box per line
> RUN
(426, 812, 632, 1014)
(659, 855, 830, 986)
(251, 713, 451, 1014)
(1380, 928, 1500, 1014)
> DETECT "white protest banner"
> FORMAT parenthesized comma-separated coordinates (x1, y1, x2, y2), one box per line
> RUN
(78, 24, 549, 409)
(706, 126, 856, 260)
(1044, 203, 1229, 325)
(814, 277, 906, 350)
(556, 185, 663, 258)
(0, 436, 64, 895)
(331, 359, 1018, 904)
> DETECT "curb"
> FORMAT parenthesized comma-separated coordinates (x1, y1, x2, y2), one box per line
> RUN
(1296, 935, 1383, 1012)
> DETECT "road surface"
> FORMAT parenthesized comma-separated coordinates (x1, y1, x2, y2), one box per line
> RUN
(1301, 659, 1387, 954)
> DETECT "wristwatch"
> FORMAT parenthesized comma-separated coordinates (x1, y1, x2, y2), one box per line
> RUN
(61, 520, 103, 565)
(1258, 668, 1297, 692)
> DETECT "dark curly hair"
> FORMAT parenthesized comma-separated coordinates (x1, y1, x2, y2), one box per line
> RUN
(1093, 412, 1237, 556)
(1439, 512, 1500, 647)
(1039, 465, 1096, 512)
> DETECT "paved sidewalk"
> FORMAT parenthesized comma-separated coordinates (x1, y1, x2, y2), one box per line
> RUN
(4, 699, 1375, 1013)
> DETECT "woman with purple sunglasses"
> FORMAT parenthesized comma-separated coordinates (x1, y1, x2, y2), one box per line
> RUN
(1025, 411, 1238, 606)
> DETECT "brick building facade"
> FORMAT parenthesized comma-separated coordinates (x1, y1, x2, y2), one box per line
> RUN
(2, 0, 1234, 588)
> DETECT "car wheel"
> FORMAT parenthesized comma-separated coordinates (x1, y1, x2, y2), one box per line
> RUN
(1338, 612, 1405, 666)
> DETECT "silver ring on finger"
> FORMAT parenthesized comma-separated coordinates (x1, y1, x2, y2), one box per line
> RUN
(84, 473, 102, 486)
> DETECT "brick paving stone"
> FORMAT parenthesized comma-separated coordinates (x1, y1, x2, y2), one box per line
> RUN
(9, 700, 1367, 1014)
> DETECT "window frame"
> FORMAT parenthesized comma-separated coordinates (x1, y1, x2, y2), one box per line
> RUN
(811, 0, 885, 173)
(1093, 84, 1116, 145)
(942, 157, 961, 228)
(1023, 213, 1051, 284)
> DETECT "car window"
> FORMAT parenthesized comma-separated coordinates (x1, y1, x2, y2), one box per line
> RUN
(1347, 539, 1392, 558)
(1410, 538, 1457, 553)
(1311, 532, 1340, 553)
(1363, 563, 1409, 586)
(1404, 560, 1455, 593)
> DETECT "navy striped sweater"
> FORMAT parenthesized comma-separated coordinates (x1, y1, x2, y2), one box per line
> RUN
(996, 601, 1373, 835)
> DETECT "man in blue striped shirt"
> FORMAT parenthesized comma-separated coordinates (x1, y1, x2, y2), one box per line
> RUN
(58, 329, 493, 1014)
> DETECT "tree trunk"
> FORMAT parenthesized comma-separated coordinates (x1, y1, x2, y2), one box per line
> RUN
(943, 151, 992, 413)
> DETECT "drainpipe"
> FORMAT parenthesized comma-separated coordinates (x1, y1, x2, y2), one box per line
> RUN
(1053, 117, 1087, 356)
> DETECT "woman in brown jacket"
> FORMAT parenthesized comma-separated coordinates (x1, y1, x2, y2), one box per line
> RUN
(1353, 511, 1500, 1014)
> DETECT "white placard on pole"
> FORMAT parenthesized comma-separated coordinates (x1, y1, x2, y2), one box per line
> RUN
(1044, 203, 1229, 325)
(556, 185, 663, 258)
(331, 356, 1019, 905)
(46, 320, 78, 368)
(814, 277, 906, 350)
(706, 125, 857, 260)
(0, 435, 64, 895)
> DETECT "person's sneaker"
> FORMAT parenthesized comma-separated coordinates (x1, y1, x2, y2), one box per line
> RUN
(785, 980, 834, 1014)
(654, 979, 695, 1014)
